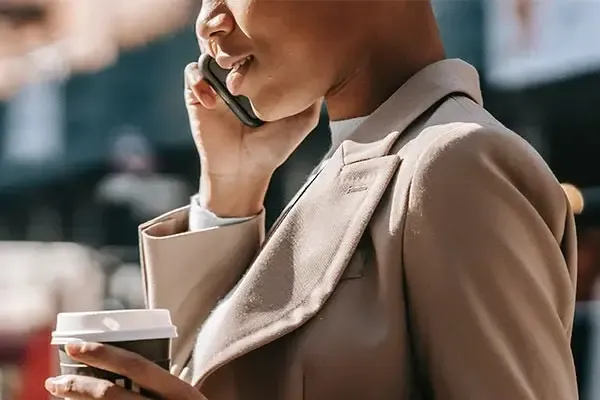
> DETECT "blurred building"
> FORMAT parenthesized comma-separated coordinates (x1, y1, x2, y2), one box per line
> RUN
(433, 0, 484, 71)
(484, 0, 600, 181)
(0, 29, 199, 245)
(0, 0, 194, 98)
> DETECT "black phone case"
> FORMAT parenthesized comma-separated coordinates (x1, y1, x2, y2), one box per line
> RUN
(199, 53, 264, 128)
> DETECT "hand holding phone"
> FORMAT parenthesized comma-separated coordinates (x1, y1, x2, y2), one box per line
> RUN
(184, 61, 321, 217)
(199, 53, 265, 128)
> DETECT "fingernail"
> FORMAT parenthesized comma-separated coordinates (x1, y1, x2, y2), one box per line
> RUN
(65, 342, 83, 355)
(45, 376, 71, 394)
(45, 378, 57, 393)
(192, 66, 202, 82)
(188, 64, 201, 84)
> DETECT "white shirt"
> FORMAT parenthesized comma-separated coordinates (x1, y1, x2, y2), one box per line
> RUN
(189, 116, 368, 231)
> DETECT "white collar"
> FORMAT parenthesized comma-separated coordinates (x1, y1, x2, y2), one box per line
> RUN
(327, 115, 369, 157)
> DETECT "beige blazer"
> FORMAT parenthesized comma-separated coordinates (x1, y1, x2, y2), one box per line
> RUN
(139, 60, 578, 399)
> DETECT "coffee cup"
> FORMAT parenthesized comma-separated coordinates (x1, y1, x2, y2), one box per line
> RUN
(51, 309, 177, 398)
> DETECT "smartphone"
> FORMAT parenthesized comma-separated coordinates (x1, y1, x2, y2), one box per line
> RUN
(199, 53, 265, 128)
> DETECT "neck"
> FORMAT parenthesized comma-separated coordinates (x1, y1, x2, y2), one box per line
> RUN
(325, 5, 445, 121)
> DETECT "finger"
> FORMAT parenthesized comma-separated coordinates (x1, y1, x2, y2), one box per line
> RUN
(45, 375, 145, 400)
(184, 62, 218, 110)
(66, 343, 201, 399)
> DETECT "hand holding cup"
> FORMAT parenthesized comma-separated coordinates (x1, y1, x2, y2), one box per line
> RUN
(47, 309, 206, 399)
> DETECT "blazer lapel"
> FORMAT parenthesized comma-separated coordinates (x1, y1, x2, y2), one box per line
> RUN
(191, 58, 484, 387)
(192, 132, 402, 386)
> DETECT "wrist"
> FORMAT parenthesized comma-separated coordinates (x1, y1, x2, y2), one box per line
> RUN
(199, 174, 271, 218)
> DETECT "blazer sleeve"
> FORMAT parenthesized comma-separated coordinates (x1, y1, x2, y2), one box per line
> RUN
(402, 126, 578, 399)
(139, 206, 265, 373)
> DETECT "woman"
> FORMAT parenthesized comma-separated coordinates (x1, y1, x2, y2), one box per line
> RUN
(46, 0, 577, 399)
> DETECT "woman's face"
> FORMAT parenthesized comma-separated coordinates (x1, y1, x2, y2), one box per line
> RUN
(195, 0, 369, 121)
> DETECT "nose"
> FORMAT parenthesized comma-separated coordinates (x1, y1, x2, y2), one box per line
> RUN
(196, 3, 235, 43)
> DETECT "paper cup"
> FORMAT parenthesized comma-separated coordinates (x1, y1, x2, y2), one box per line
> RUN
(52, 309, 177, 398)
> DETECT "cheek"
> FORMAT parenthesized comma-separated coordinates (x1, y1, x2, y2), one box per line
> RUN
(238, 3, 334, 119)
(249, 45, 327, 120)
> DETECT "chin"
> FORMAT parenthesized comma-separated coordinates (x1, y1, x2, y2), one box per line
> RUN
(250, 90, 315, 122)
(251, 106, 289, 122)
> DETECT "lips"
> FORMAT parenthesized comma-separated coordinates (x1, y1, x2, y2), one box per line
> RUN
(225, 55, 253, 95)
(230, 56, 252, 72)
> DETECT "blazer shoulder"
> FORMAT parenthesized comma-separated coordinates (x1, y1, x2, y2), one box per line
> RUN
(403, 96, 549, 182)
(387, 102, 567, 236)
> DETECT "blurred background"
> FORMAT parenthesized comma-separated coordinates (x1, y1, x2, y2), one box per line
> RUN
(1, 0, 600, 398)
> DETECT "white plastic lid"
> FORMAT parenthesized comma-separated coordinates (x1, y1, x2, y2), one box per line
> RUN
(51, 309, 178, 345)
